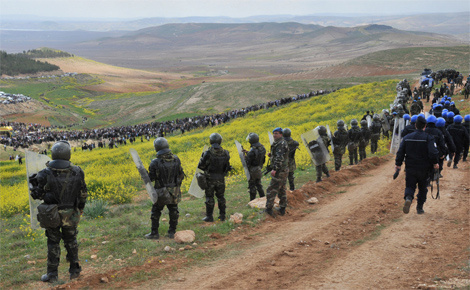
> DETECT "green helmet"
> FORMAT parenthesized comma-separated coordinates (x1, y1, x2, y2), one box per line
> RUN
(154, 137, 169, 153)
(360, 120, 367, 127)
(373, 114, 380, 122)
(246, 133, 259, 144)
(51, 141, 71, 161)
(209, 133, 223, 145)
(337, 119, 345, 128)
(318, 126, 327, 136)
(282, 128, 291, 137)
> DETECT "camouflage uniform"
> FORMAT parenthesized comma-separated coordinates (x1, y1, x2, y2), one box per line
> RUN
(333, 127, 349, 171)
(148, 151, 185, 238)
(33, 160, 87, 280)
(245, 143, 266, 201)
(315, 133, 331, 182)
(410, 101, 421, 116)
(358, 122, 371, 161)
(370, 119, 382, 154)
(284, 137, 299, 190)
(265, 137, 289, 211)
(198, 145, 231, 221)
(348, 123, 361, 165)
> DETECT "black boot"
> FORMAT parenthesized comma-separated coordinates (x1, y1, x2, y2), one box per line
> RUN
(277, 207, 286, 216)
(218, 203, 226, 222)
(316, 177, 322, 183)
(167, 228, 176, 239)
(325, 171, 330, 178)
(69, 264, 81, 280)
(403, 196, 412, 214)
(203, 205, 214, 222)
(264, 207, 276, 217)
(416, 204, 425, 215)
(349, 156, 354, 165)
(145, 219, 159, 239)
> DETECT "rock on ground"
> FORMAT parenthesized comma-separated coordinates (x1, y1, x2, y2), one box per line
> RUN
(247, 196, 279, 209)
(174, 230, 196, 244)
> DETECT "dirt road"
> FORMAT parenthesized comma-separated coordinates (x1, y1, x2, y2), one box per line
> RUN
(126, 155, 467, 289)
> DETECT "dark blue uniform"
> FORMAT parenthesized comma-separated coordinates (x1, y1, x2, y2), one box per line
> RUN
(395, 130, 439, 210)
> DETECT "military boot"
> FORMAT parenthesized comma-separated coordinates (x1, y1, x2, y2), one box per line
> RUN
(416, 204, 425, 215)
(41, 272, 58, 283)
(325, 171, 330, 178)
(349, 156, 354, 165)
(69, 264, 81, 280)
(203, 205, 214, 222)
(264, 207, 276, 218)
(218, 204, 226, 221)
(403, 196, 412, 214)
(277, 207, 286, 216)
(145, 219, 160, 239)
(167, 229, 176, 239)
(316, 177, 322, 183)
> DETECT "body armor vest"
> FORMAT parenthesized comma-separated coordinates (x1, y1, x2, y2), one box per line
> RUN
(44, 166, 83, 209)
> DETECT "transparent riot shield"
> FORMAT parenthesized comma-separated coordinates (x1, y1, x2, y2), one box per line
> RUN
(130, 149, 158, 203)
(381, 113, 391, 132)
(366, 115, 372, 128)
(326, 124, 335, 153)
(268, 131, 274, 145)
(26, 150, 51, 230)
(390, 117, 405, 154)
(187, 145, 209, 198)
(301, 128, 330, 166)
(425, 112, 430, 118)
(234, 140, 250, 181)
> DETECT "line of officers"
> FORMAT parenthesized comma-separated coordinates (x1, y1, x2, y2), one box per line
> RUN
(145, 117, 388, 239)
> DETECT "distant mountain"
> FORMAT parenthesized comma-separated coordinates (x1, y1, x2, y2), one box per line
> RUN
(65, 22, 463, 76)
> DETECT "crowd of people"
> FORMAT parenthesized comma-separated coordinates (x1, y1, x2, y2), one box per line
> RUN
(0, 88, 336, 150)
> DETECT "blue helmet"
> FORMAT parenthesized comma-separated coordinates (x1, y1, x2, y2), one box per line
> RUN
(418, 97, 421, 100)
(436, 117, 446, 128)
(403, 114, 411, 121)
(450, 101, 455, 106)
(411, 115, 418, 123)
(442, 109, 448, 113)
(440, 100, 445, 104)
(418, 113, 425, 118)
(447, 111, 455, 119)
(413, 99, 417, 102)
(445, 101, 450, 105)
(426, 115, 437, 124)
(432, 103, 438, 109)
(442, 111, 448, 118)
(465, 114, 470, 122)
(454, 115, 463, 123)
(448, 97, 452, 101)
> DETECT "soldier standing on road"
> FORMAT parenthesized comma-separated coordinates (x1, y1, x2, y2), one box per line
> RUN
(282, 128, 299, 190)
(395, 116, 439, 215)
(358, 120, 371, 161)
(370, 114, 382, 154)
(29, 141, 88, 282)
(332, 120, 349, 171)
(347, 119, 361, 165)
(244, 133, 266, 201)
(315, 126, 331, 182)
(145, 137, 185, 239)
(265, 127, 289, 217)
(198, 133, 231, 222)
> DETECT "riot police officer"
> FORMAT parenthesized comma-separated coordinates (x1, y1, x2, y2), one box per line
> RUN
(395, 116, 439, 214)
(30, 141, 88, 282)
(282, 128, 299, 190)
(347, 119, 361, 165)
(244, 133, 266, 201)
(265, 127, 289, 217)
(370, 114, 382, 154)
(146, 137, 185, 239)
(358, 120, 371, 161)
(332, 120, 349, 171)
(198, 133, 231, 222)
(447, 115, 469, 169)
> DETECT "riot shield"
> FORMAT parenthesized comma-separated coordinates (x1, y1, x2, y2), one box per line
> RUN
(390, 117, 405, 154)
(366, 115, 372, 128)
(187, 145, 209, 198)
(405, 119, 410, 126)
(326, 124, 335, 153)
(130, 149, 158, 203)
(26, 150, 51, 230)
(301, 128, 330, 166)
(425, 112, 431, 118)
(234, 140, 250, 180)
(381, 114, 391, 132)
(268, 131, 274, 145)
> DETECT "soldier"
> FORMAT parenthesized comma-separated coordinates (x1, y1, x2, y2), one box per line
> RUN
(198, 133, 231, 222)
(145, 137, 185, 239)
(244, 133, 266, 201)
(417, 97, 424, 111)
(381, 110, 392, 139)
(395, 116, 439, 215)
(358, 120, 371, 161)
(282, 128, 299, 190)
(332, 120, 349, 171)
(347, 119, 361, 165)
(265, 127, 289, 217)
(447, 115, 469, 169)
(29, 141, 87, 282)
(410, 100, 421, 116)
(314, 126, 331, 182)
(370, 114, 382, 154)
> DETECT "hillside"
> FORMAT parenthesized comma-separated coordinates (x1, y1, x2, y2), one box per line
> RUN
(67, 23, 463, 76)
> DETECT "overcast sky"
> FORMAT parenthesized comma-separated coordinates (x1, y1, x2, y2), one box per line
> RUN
(1, 0, 469, 19)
